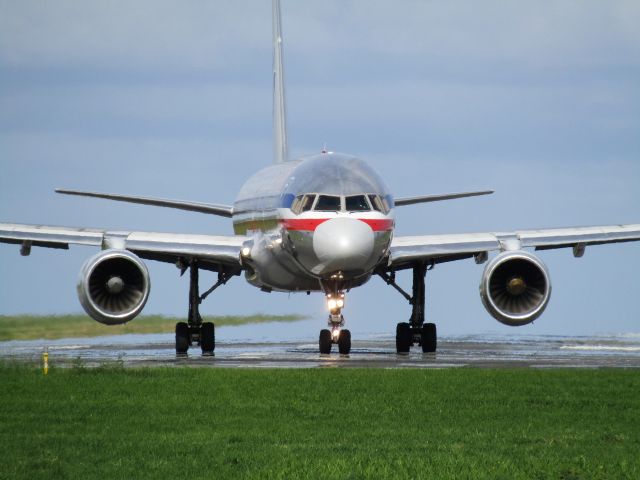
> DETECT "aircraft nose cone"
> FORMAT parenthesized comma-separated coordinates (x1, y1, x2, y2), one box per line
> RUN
(313, 217, 374, 272)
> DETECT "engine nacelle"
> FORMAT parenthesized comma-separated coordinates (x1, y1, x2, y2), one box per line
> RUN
(480, 250, 551, 326)
(78, 250, 150, 325)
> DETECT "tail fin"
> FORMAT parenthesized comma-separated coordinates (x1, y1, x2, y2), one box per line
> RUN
(273, 0, 288, 163)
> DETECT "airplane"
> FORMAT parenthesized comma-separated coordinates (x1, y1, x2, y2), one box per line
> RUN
(1, 0, 640, 356)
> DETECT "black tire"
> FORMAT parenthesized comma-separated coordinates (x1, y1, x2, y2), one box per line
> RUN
(396, 322, 412, 353)
(421, 322, 437, 353)
(175, 322, 190, 354)
(200, 322, 215, 354)
(338, 329, 351, 355)
(319, 329, 332, 354)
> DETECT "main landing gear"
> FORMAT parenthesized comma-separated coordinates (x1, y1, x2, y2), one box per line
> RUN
(319, 291, 351, 355)
(379, 263, 437, 354)
(175, 260, 234, 356)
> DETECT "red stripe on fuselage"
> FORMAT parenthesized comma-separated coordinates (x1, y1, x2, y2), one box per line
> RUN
(281, 218, 394, 232)
(359, 219, 395, 231)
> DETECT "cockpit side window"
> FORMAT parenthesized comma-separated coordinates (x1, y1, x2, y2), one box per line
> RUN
(368, 194, 390, 214)
(291, 194, 316, 214)
(368, 194, 383, 212)
(291, 195, 304, 214)
(382, 195, 393, 213)
(314, 195, 341, 212)
(345, 195, 370, 212)
(301, 194, 315, 212)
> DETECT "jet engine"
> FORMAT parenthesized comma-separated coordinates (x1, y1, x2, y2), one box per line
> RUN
(78, 250, 150, 325)
(480, 251, 551, 326)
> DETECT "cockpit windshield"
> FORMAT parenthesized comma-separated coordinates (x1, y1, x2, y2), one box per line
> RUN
(345, 195, 370, 212)
(290, 193, 391, 214)
(315, 195, 341, 212)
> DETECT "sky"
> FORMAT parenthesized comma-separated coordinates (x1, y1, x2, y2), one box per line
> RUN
(1, 0, 639, 338)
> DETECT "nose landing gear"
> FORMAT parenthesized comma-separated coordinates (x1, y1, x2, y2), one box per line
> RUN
(319, 291, 351, 355)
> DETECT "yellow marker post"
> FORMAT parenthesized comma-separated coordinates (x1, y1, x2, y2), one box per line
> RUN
(43, 348, 49, 375)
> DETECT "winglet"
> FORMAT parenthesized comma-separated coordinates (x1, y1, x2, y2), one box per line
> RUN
(273, 0, 289, 164)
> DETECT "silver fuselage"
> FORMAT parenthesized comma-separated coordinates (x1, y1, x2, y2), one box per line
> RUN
(232, 153, 395, 293)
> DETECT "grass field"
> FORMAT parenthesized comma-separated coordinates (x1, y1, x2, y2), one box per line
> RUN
(0, 314, 306, 341)
(0, 366, 638, 479)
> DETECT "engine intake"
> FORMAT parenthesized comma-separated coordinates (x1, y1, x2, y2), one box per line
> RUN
(480, 251, 551, 326)
(78, 250, 150, 325)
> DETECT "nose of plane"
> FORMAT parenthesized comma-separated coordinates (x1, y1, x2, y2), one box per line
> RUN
(313, 217, 375, 272)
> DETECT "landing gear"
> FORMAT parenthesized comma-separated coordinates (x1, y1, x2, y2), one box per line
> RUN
(175, 260, 234, 356)
(379, 262, 438, 354)
(319, 329, 332, 354)
(396, 322, 411, 353)
(338, 329, 351, 355)
(175, 322, 190, 355)
(318, 325, 351, 355)
(318, 288, 351, 355)
(421, 322, 437, 353)
(200, 321, 215, 355)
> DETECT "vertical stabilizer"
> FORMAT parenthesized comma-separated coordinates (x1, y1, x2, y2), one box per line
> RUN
(273, 0, 288, 163)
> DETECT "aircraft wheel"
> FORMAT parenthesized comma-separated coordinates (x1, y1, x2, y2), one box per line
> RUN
(319, 329, 332, 354)
(175, 322, 190, 355)
(200, 322, 215, 354)
(396, 322, 412, 354)
(338, 329, 351, 355)
(421, 322, 437, 353)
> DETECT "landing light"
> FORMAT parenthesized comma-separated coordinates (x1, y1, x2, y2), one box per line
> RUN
(241, 247, 251, 258)
(327, 294, 345, 311)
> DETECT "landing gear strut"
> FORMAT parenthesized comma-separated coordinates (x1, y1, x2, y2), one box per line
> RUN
(379, 263, 437, 354)
(319, 290, 351, 355)
(175, 260, 233, 356)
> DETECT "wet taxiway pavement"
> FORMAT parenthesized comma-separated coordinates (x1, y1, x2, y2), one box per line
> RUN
(2, 331, 640, 368)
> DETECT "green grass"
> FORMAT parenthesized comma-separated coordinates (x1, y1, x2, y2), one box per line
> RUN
(0, 366, 639, 479)
(0, 314, 306, 341)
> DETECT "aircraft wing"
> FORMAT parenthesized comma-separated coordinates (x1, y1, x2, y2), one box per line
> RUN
(394, 190, 493, 206)
(388, 224, 640, 270)
(55, 189, 234, 218)
(0, 222, 247, 272)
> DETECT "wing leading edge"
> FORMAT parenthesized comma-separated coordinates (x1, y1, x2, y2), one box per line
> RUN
(394, 190, 494, 207)
(55, 189, 234, 218)
(0, 222, 247, 272)
(388, 224, 640, 270)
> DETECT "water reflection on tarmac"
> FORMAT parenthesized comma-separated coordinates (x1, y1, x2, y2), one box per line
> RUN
(2, 323, 640, 369)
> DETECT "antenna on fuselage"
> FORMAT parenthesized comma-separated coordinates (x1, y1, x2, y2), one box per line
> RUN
(273, 0, 289, 164)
